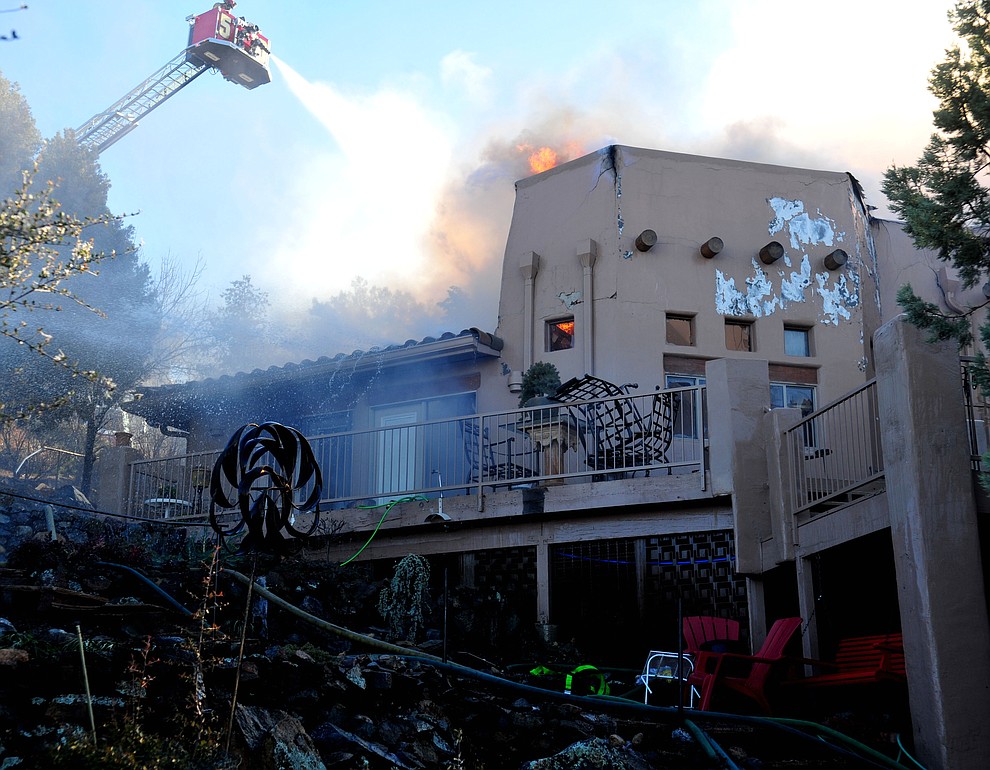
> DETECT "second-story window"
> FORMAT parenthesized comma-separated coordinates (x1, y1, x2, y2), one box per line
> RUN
(725, 319, 754, 352)
(547, 317, 575, 351)
(666, 313, 695, 346)
(784, 326, 811, 357)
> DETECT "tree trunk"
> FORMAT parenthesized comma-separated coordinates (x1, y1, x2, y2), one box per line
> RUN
(80, 415, 99, 497)
(80, 400, 112, 497)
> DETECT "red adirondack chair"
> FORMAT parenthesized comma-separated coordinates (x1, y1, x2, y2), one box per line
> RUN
(682, 616, 742, 655)
(688, 616, 803, 713)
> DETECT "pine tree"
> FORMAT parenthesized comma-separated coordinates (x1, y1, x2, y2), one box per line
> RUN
(882, 0, 990, 392)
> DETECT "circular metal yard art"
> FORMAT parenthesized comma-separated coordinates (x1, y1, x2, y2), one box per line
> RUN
(209, 422, 323, 554)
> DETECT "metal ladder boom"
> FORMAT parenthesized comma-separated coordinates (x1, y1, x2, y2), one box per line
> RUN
(74, 49, 209, 155)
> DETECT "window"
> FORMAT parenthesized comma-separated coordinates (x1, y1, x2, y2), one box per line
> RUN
(665, 374, 706, 439)
(771, 383, 815, 415)
(546, 317, 575, 351)
(771, 383, 817, 445)
(299, 411, 353, 502)
(784, 326, 811, 357)
(372, 392, 477, 503)
(300, 410, 352, 436)
(666, 314, 695, 346)
(666, 374, 706, 388)
(725, 320, 753, 352)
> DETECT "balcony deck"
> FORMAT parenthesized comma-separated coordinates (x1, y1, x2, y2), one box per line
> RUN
(126, 386, 710, 525)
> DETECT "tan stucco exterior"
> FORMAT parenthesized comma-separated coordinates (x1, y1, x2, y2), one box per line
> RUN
(487, 146, 878, 413)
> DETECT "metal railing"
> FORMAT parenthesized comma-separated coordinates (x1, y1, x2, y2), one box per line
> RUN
(128, 449, 220, 519)
(961, 356, 990, 472)
(785, 359, 990, 520)
(784, 379, 884, 519)
(125, 385, 706, 519)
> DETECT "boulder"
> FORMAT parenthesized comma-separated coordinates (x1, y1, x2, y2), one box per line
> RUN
(521, 736, 655, 770)
(235, 704, 326, 770)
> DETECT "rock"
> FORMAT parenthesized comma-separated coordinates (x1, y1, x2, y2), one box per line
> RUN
(312, 721, 415, 769)
(343, 663, 366, 689)
(293, 648, 315, 664)
(54, 486, 93, 509)
(510, 710, 544, 730)
(44, 628, 75, 646)
(520, 737, 656, 770)
(239, 660, 260, 681)
(373, 717, 405, 747)
(365, 669, 392, 689)
(235, 704, 327, 770)
(263, 714, 327, 770)
(300, 595, 324, 617)
(0, 649, 29, 666)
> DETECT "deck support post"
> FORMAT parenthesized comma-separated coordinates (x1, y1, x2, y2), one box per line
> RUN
(874, 315, 990, 770)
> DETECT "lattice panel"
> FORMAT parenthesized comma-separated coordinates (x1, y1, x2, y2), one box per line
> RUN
(475, 546, 537, 595)
(548, 530, 746, 660)
(645, 530, 746, 622)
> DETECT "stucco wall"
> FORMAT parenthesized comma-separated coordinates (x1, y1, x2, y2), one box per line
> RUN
(493, 146, 875, 409)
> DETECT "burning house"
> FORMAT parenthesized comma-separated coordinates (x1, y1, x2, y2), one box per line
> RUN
(118, 145, 990, 769)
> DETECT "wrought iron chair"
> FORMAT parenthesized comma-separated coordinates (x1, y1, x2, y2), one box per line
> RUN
(634, 390, 678, 472)
(554, 375, 641, 475)
(554, 375, 678, 476)
(462, 420, 538, 485)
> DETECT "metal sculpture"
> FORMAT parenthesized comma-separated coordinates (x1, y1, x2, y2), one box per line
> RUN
(209, 422, 322, 553)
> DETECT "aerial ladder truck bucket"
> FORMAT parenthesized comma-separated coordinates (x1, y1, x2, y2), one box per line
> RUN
(73, 3, 271, 156)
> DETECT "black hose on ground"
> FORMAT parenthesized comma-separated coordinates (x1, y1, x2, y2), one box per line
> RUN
(224, 569, 912, 768)
(95, 561, 195, 618)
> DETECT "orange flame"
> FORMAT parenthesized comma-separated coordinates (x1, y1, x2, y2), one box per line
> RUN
(516, 140, 582, 174)
(517, 142, 584, 175)
(528, 146, 558, 174)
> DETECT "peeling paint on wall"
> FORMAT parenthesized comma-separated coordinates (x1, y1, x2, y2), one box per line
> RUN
(780, 256, 813, 302)
(616, 173, 625, 237)
(846, 182, 882, 332)
(714, 197, 860, 325)
(768, 197, 845, 249)
(557, 290, 582, 308)
(816, 268, 859, 323)
(715, 259, 780, 317)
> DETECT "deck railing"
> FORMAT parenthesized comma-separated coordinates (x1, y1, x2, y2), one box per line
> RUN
(126, 385, 706, 519)
(782, 358, 990, 519)
(128, 449, 221, 519)
(784, 379, 884, 519)
(961, 356, 990, 472)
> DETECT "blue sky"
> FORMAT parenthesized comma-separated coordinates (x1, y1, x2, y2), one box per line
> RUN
(1, 0, 958, 356)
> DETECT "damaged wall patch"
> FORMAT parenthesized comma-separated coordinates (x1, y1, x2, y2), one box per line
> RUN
(715, 194, 861, 323)
(768, 197, 844, 250)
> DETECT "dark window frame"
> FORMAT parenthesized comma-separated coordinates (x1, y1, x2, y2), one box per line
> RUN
(784, 325, 812, 357)
(725, 319, 754, 352)
(666, 313, 695, 346)
(546, 317, 575, 352)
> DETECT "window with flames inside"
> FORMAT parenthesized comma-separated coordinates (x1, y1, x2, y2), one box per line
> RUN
(547, 318, 575, 351)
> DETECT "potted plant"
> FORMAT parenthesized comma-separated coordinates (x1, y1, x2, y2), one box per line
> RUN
(518, 362, 562, 420)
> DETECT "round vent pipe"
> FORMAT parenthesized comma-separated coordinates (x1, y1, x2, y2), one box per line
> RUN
(700, 237, 723, 259)
(824, 249, 848, 271)
(635, 229, 657, 252)
(759, 241, 784, 265)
